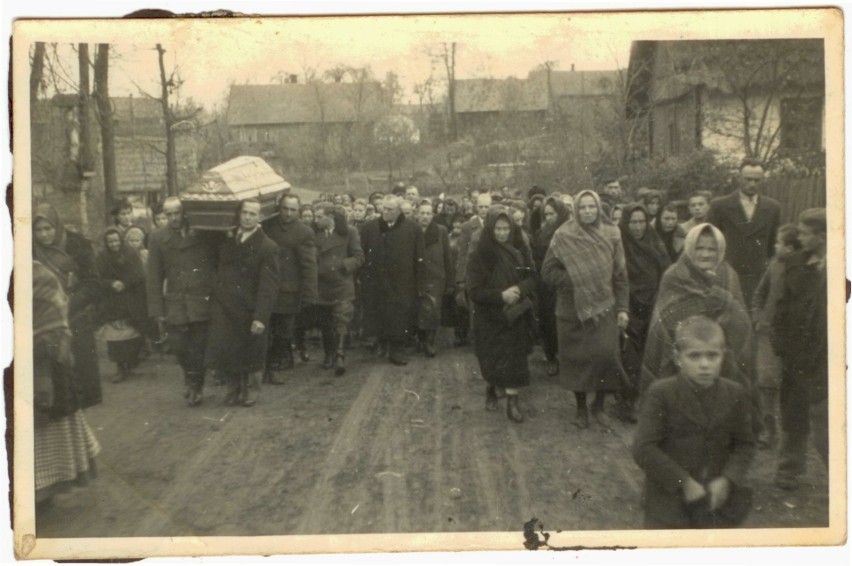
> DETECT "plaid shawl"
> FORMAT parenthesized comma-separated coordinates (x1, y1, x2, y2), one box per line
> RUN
(548, 190, 624, 322)
(33, 260, 70, 339)
(640, 223, 754, 394)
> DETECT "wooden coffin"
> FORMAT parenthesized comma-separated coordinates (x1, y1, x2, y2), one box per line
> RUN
(180, 156, 291, 230)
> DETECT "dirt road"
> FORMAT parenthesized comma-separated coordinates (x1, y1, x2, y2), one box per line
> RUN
(36, 330, 829, 537)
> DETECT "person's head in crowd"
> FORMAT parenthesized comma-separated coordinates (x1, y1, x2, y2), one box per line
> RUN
(688, 190, 712, 223)
(470, 189, 481, 201)
(475, 193, 493, 220)
(611, 204, 624, 224)
(673, 315, 726, 389)
(739, 158, 766, 198)
(238, 198, 262, 233)
(602, 177, 623, 202)
(382, 195, 403, 224)
(635, 186, 651, 202)
(152, 201, 168, 229)
(331, 194, 343, 206)
(624, 205, 651, 241)
(490, 190, 504, 204)
(279, 194, 301, 225)
(405, 185, 420, 202)
(528, 185, 547, 204)
(575, 190, 603, 227)
(112, 198, 134, 229)
(797, 208, 827, 257)
(341, 193, 354, 207)
(299, 204, 315, 226)
(365, 203, 377, 221)
(124, 225, 147, 251)
(450, 213, 465, 237)
(103, 227, 123, 254)
(369, 191, 385, 209)
(510, 205, 527, 230)
(444, 198, 458, 217)
(416, 201, 434, 230)
(433, 199, 444, 215)
(392, 182, 407, 197)
(560, 193, 575, 219)
(351, 199, 367, 223)
(657, 203, 680, 234)
(162, 196, 184, 231)
(685, 223, 726, 273)
(774, 224, 802, 259)
(313, 203, 335, 233)
(529, 194, 545, 211)
(482, 206, 522, 251)
(643, 189, 663, 219)
(400, 200, 414, 219)
(500, 186, 510, 198)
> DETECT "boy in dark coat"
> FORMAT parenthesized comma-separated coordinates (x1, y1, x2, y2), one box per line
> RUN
(633, 315, 755, 528)
(206, 199, 280, 407)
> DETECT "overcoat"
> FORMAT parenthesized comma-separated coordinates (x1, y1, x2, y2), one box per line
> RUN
(263, 216, 319, 314)
(419, 222, 454, 329)
(95, 247, 148, 330)
(633, 375, 755, 528)
(315, 225, 364, 305)
(454, 215, 484, 287)
(707, 191, 781, 307)
(146, 227, 221, 325)
(360, 214, 425, 341)
(467, 233, 537, 389)
(205, 228, 280, 373)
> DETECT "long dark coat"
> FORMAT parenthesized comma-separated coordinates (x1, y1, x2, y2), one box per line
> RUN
(633, 375, 755, 528)
(418, 222, 454, 330)
(95, 247, 148, 331)
(707, 191, 781, 308)
(206, 229, 280, 373)
(316, 225, 364, 305)
(360, 214, 425, 341)
(467, 234, 537, 389)
(263, 216, 318, 314)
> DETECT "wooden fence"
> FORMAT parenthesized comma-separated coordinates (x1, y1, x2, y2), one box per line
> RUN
(762, 175, 826, 224)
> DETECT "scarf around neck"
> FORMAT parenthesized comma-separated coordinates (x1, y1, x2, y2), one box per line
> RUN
(33, 203, 78, 291)
(619, 203, 671, 305)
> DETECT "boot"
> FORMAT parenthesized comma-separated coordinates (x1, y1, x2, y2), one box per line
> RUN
(507, 394, 524, 423)
(242, 371, 262, 407)
(334, 333, 347, 376)
(280, 346, 295, 371)
(423, 330, 436, 358)
(186, 372, 204, 407)
(388, 341, 408, 366)
(321, 330, 335, 369)
(181, 371, 191, 398)
(222, 373, 241, 406)
(295, 331, 310, 362)
(485, 385, 499, 412)
(112, 363, 129, 384)
(573, 404, 590, 429)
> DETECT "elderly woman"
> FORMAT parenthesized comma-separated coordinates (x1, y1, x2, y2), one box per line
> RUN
(416, 201, 454, 357)
(467, 207, 537, 423)
(33, 203, 103, 409)
(541, 190, 630, 430)
(616, 203, 671, 422)
(531, 196, 571, 376)
(640, 223, 754, 398)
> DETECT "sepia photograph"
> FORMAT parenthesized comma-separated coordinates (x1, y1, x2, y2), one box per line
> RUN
(7, 5, 846, 561)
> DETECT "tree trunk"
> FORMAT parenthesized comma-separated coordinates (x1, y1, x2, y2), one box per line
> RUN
(77, 44, 93, 173)
(157, 44, 179, 196)
(30, 42, 46, 105)
(94, 44, 118, 222)
(444, 43, 458, 142)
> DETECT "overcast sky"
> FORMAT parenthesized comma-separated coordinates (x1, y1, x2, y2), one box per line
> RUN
(38, 13, 634, 112)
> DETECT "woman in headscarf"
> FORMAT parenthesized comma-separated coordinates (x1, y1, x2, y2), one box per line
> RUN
(33, 203, 103, 409)
(33, 260, 101, 507)
(654, 203, 686, 263)
(95, 227, 149, 383)
(616, 203, 671, 423)
(541, 190, 630, 430)
(531, 196, 571, 376)
(467, 207, 537, 423)
(640, 223, 754, 398)
(642, 189, 664, 223)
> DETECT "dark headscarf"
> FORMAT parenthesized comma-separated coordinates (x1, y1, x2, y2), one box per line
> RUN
(654, 207, 686, 262)
(618, 203, 671, 306)
(33, 203, 78, 291)
(477, 207, 532, 267)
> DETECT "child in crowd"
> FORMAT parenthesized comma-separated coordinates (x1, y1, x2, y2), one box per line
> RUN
(680, 190, 712, 234)
(751, 224, 801, 448)
(633, 315, 755, 528)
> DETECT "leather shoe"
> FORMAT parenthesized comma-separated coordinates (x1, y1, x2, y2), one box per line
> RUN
(573, 405, 590, 429)
(485, 385, 499, 412)
(389, 354, 408, 366)
(322, 353, 335, 370)
(507, 395, 524, 423)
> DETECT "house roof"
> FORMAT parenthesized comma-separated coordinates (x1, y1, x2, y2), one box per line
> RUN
(455, 69, 619, 114)
(226, 82, 387, 126)
(626, 39, 825, 117)
(111, 96, 163, 122)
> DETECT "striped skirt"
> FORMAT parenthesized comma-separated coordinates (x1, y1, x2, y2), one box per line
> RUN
(35, 410, 101, 502)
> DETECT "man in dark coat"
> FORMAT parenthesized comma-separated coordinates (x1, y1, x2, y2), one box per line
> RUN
(206, 199, 280, 407)
(415, 201, 454, 357)
(360, 195, 425, 366)
(147, 196, 221, 406)
(263, 193, 318, 383)
(707, 159, 781, 308)
(454, 192, 492, 310)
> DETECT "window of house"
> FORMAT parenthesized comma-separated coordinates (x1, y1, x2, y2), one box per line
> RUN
(780, 97, 822, 152)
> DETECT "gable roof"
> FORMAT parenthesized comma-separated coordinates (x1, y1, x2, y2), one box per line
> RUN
(227, 82, 387, 126)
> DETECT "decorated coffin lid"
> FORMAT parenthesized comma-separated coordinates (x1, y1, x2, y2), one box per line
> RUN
(181, 156, 290, 202)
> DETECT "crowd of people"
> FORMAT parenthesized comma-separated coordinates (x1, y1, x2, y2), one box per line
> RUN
(31, 158, 829, 529)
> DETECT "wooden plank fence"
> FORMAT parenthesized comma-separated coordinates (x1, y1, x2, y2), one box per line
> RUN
(762, 176, 826, 224)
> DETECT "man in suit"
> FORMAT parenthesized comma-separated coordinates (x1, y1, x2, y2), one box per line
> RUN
(263, 194, 318, 383)
(707, 158, 781, 308)
(454, 192, 492, 310)
(206, 199, 280, 407)
(147, 197, 221, 407)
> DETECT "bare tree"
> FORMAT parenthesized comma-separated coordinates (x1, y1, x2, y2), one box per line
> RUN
(93, 44, 118, 221)
(30, 42, 46, 104)
(436, 43, 458, 141)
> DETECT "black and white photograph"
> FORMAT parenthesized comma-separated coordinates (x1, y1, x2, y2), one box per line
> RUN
(7, 5, 845, 561)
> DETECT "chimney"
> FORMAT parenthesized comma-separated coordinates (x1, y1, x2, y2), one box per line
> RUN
(571, 64, 575, 71)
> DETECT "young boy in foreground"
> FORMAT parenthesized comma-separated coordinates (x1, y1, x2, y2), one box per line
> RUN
(633, 315, 756, 528)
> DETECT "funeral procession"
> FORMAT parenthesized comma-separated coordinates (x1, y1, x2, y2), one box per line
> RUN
(22, 31, 833, 540)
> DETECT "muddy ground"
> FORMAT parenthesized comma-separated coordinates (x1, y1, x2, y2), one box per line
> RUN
(36, 330, 829, 538)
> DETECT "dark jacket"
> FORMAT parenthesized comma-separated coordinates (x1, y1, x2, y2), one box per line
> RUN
(633, 375, 756, 528)
(455, 215, 484, 286)
(707, 191, 781, 307)
(419, 222, 454, 329)
(264, 216, 319, 314)
(771, 250, 828, 401)
(360, 214, 425, 341)
(95, 247, 148, 330)
(146, 227, 221, 325)
(315, 225, 364, 305)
